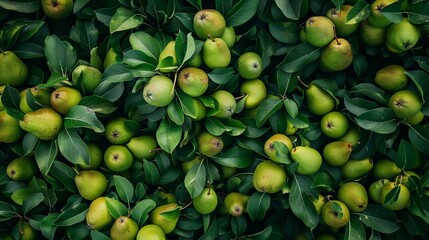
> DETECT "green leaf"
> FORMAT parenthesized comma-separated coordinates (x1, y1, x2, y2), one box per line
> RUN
(1, 85, 24, 120)
(14, 42, 45, 59)
(246, 192, 270, 221)
(396, 140, 418, 170)
(49, 161, 77, 193)
(156, 118, 182, 154)
(269, 22, 300, 44)
(408, 125, 429, 155)
(184, 160, 207, 198)
(277, 43, 320, 74)
(131, 199, 156, 227)
(160, 205, 180, 221)
(79, 95, 118, 115)
(143, 159, 160, 186)
(176, 90, 197, 120)
(399, 209, 429, 236)
(90, 230, 110, 240)
(275, 0, 304, 20)
(205, 117, 226, 136)
(73, 20, 98, 54)
(406, 70, 429, 103)
(73, 0, 90, 13)
(22, 192, 44, 215)
(44, 35, 77, 75)
(231, 215, 247, 236)
(167, 100, 185, 126)
(40, 213, 59, 240)
(345, 215, 366, 240)
(356, 205, 401, 234)
(110, 7, 144, 33)
(35, 140, 58, 175)
(176, 32, 196, 68)
(129, 31, 160, 60)
(207, 67, 235, 85)
(103, 63, 135, 83)
(331, 0, 345, 10)
(289, 174, 319, 230)
(106, 197, 128, 219)
(380, 2, 403, 23)
(225, 0, 259, 27)
(255, 98, 283, 127)
(283, 98, 299, 118)
(354, 108, 398, 134)
(344, 95, 379, 116)
(0, 0, 40, 13)
(64, 105, 105, 133)
(0, 201, 17, 221)
(38, 73, 70, 88)
(406, 4, 429, 24)
(246, 225, 273, 240)
(346, 0, 371, 24)
(211, 146, 254, 168)
(54, 204, 88, 226)
(57, 128, 90, 166)
(222, 119, 246, 136)
(273, 141, 291, 164)
(311, 171, 334, 192)
(350, 83, 389, 105)
(113, 175, 134, 204)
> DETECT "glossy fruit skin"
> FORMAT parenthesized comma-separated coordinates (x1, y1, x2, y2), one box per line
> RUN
(305, 84, 335, 116)
(6, 157, 38, 181)
(240, 79, 267, 109)
(104, 145, 134, 172)
(321, 200, 350, 228)
(340, 158, 373, 180)
(337, 182, 368, 212)
(50, 86, 82, 115)
(368, 179, 390, 203)
(157, 41, 177, 72)
(221, 26, 236, 48)
(177, 67, 209, 97)
(379, 182, 411, 210)
(253, 160, 287, 193)
(19, 87, 52, 113)
(0, 110, 24, 143)
(319, 38, 353, 72)
(374, 65, 408, 92)
(193, 9, 226, 40)
(149, 203, 180, 234)
(386, 18, 420, 53)
(74, 170, 107, 201)
(264, 133, 293, 163)
(224, 192, 250, 217)
(197, 131, 224, 157)
(79, 142, 103, 170)
(72, 65, 102, 94)
(19, 108, 63, 140)
(105, 117, 135, 145)
(0, 51, 28, 86)
(103, 48, 122, 70)
(290, 146, 323, 175)
(211, 90, 236, 119)
(236, 52, 263, 80)
(86, 196, 114, 230)
(323, 141, 353, 166)
(326, 5, 359, 37)
(203, 38, 231, 69)
(388, 90, 422, 119)
(359, 20, 386, 47)
(110, 216, 139, 240)
(41, 0, 73, 19)
(193, 187, 218, 214)
(320, 111, 349, 138)
(136, 224, 166, 240)
(305, 16, 335, 47)
(367, 0, 397, 28)
(372, 158, 402, 180)
(126, 135, 157, 161)
(143, 75, 175, 107)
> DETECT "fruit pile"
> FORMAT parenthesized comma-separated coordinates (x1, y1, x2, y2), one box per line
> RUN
(0, 0, 429, 239)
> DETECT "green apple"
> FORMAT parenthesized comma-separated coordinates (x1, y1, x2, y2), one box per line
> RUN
(143, 75, 175, 107)
(193, 9, 226, 40)
(264, 133, 293, 163)
(236, 52, 263, 80)
(320, 111, 349, 138)
(104, 145, 135, 172)
(386, 18, 420, 53)
(203, 37, 231, 69)
(41, 0, 73, 19)
(388, 90, 422, 119)
(50, 86, 82, 115)
(211, 90, 236, 119)
(305, 16, 335, 47)
(177, 67, 208, 97)
(239, 79, 267, 109)
(321, 200, 350, 228)
(6, 157, 38, 181)
(367, 0, 397, 28)
(72, 65, 103, 94)
(326, 5, 359, 37)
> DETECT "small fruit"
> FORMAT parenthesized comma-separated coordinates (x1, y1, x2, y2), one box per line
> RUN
(321, 200, 350, 228)
(305, 16, 335, 47)
(6, 157, 38, 181)
(211, 90, 236, 119)
(337, 182, 368, 212)
(372, 158, 402, 180)
(104, 145, 134, 172)
(305, 84, 335, 116)
(379, 182, 410, 210)
(323, 141, 353, 167)
(240, 79, 267, 109)
(103, 48, 122, 70)
(310, 194, 326, 215)
(0, 110, 24, 143)
(0, 51, 28, 86)
(157, 41, 177, 72)
(224, 192, 250, 217)
(19, 108, 63, 140)
(41, 0, 73, 19)
(388, 90, 422, 119)
(236, 52, 263, 80)
(105, 117, 135, 145)
(50, 86, 82, 115)
(326, 5, 359, 37)
(359, 20, 386, 47)
(72, 65, 103, 94)
(197, 131, 224, 157)
(367, 0, 397, 28)
(253, 160, 287, 193)
(110, 216, 139, 240)
(290, 146, 323, 175)
(320, 111, 349, 138)
(203, 37, 231, 69)
(143, 75, 175, 107)
(319, 38, 353, 72)
(136, 224, 166, 240)
(386, 18, 420, 53)
(177, 67, 209, 97)
(86, 196, 114, 230)
(193, 187, 218, 214)
(193, 9, 226, 40)
(126, 135, 157, 161)
(79, 142, 103, 170)
(221, 26, 236, 48)
(264, 133, 293, 163)
(368, 179, 390, 203)
(149, 203, 180, 234)
(374, 65, 408, 92)
(74, 170, 108, 200)
(340, 158, 373, 180)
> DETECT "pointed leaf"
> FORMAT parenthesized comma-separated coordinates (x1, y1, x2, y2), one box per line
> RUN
(64, 105, 105, 133)
(57, 128, 90, 166)
(113, 175, 134, 204)
(184, 160, 206, 198)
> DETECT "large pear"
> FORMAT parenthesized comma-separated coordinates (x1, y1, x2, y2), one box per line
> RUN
(203, 38, 231, 69)
(19, 108, 63, 140)
(305, 84, 335, 115)
(0, 51, 28, 86)
(193, 9, 226, 40)
(319, 38, 353, 72)
(149, 203, 180, 234)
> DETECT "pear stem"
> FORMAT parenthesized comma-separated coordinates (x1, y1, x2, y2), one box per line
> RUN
(170, 71, 178, 96)
(180, 200, 193, 210)
(333, 25, 340, 45)
(72, 167, 80, 175)
(297, 76, 309, 89)
(207, 34, 214, 41)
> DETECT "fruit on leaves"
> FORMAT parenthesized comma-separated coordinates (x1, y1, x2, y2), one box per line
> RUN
(320, 111, 349, 138)
(253, 160, 287, 193)
(181, 156, 203, 174)
(104, 145, 134, 172)
(0, 110, 23, 143)
(14, 221, 38, 240)
(404, 111, 424, 125)
(19, 107, 63, 140)
(79, 142, 103, 170)
(0, 51, 28, 86)
(323, 141, 353, 167)
(6, 157, 38, 181)
(372, 158, 402, 180)
(290, 146, 323, 175)
(103, 48, 122, 70)
(369, 179, 390, 203)
(367, 0, 397, 27)
(337, 182, 368, 212)
(41, 0, 73, 19)
(305, 84, 335, 116)
(388, 90, 422, 119)
(86, 196, 114, 230)
(50, 86, 82, 115)
(221, 26, 236, 48)
(264, 133, 293, 163)
(359, 20, 386, 47)
(192, 187, 218, 214)
(236, 52, 263, 80)
(240, 79, 267, 109)
(105, 117, 135, 145)
(379, 181, 410, 210)
(319, 38, 353, 72)
(326, 5, 359, 37)
(19, 87, 52, 113)
(386, 18, 420, 53)
(177, 67, 209, 97)
(110, 216, 139, 240)
(304, 16, 335, 47)
(311, 194, 326, 215)
(186, 97, 207, 121)
(136, 224, 166, 240)
(143, 75, 175, 107)
(197, 131, 224, 157)
(157, 41, 177, 72)
(211, 90, 236, 119)
(126, 135, 157, 161)
(224, 192, 250, 217)
(149, 203, 180, 234)
(203, 37, 231, 69)
(341, 158, 373, 180)
(72, 65, 103, 94)
(374, 65, 408, 92)
(74, 170, 107, 200)
(321, 200, 350, 228)
(193, 9, 226, 40)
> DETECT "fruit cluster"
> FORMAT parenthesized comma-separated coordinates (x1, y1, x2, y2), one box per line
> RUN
(0, 0, 429, 239)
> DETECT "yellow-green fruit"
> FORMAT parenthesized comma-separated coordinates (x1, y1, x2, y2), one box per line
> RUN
(372, 158, 402, 180)
(186, 51, 203, 68)
(386, 18, 420, 53)
(157, 41, 177, 72)
(74, 170, 108, 200)
(253, 160, 287, 193)
(149, 203, 180, 234)
(337, 125, 360, 147)
(193, 187, 218, 214)
(0, 110, 24, 143)
(337, 182, 368, 212)
(0, 51, 28, 86)
(224, 192, 250, 217)
(389, 90, 422, 119)
(264, 133, 293, 163)
(310, 194, 326, 215)
(374, 65, 408, 92)
(110, 216, 139, 240)
(236, 52, 263, 80)
(86, 197, 114, 230)
(50, 86, 82, 115)
(319, 38, 353, 72)
(0, 85, 5, 110)
(221, 26, 236, 48)
(16, 222, 37, 240)
(143, 75, 175, 107)
(340, 158, 373, 180)
(321, 200, 350, 228)
(379, 182, 410, 210)
(6, 157, 38, 181)
(79, 142, 103, 170)
(105, 117, 135, 145)
(19, 87, 52, 113)
(404, 111, 424, 125)
(126, 135, 157, 161)
(182, 156, 203, 174)
(197, 131, 224, 157)
(211, 90, 236, 119)
(367, 0, 397, 28)
(203, 38, 231, 69)
(400, 171, 420, 189)
(305, 84, 335, 116)
(368, 179, 390, 203)
(240, 79, 267, 109)
(19, 108, 63, 140)
(104, 145, 134, 172)
(290, 146, 323, 175)
(72, 65, 103, 94)
(103, 48, 122, 70)
(326, 5, 359, 37)
(177, 67, 209, 97)
(41, 0, 73, 19)
(305, 16, 335, 47)
(323, 141, 353, 167)
(136, 224, 166, 240)
(320, 111, 349, 138)
(193, 9, 226, 40)
(359, 20, 386, 47)
(186, 97, 206, 121)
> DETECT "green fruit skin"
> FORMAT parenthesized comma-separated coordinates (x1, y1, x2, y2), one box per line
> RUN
(321, 200, 350, 228)
(290, 146, 323, 175)
(305, 84, 335, 116)
(185, 97, 206, 121)
(126, 135, 157, 161)
(186, 52, 203, 68)
(323, 141, 353, 167)
(197, 131, 224, 157)
(149, 203, 180, 234)
(264, 133, 293, 163)
(79, 142, 103, 170)
(337, 125, 360, 147)
(311, 194, 326, 215)
(75, 170, 107, 201)
(374, 65, 408, 92)
(305, 16, 335, 47)
(19, 108, 63, 140)
(143, 75, 175, 107)
(193, 9, 226, 40)
(253, 160, 287, 193)
(337, 182, 368, 212)
(320, 111, 349, 138)
(182, 156, 203, 173)
(0, 110, 24, 143)
(72, 65, 103, 94)
(240, 79, 267, 109)
(379, 182, 411, 210)
(15, 222, 37, 240)
(41, 0, 73, 19)
(110, 216, 139, 240)
(193, 187, 218, 214)
(103, 48, 122, 70)
(177, 67, 209, 97)
(157, 41, 177, 72)
(359, 20, 386, 47)
(6, 157, 38, 181)
(368, 179, 390, 203)
(136, 224, 166, 240)
(319, 38, 353, 72)
(86, 196, 114, 230)
(104, 145, 134, 172)
(0, 85, 5, 110)
(211, 90, 236, 119)
(224, 192, 250, 217)
(388, 90, 422, 119)
(236, 52, 263, 80)
(326, 5, 359, 37)
(20, 87, 52, 113)
(386, 18, 420, 52)
(203, 38, 231, 69)
(0, 51, 28, 86)
(367, 0, 397, 28)
(372, 158, 402, 180)
(221, 26, 236, 48)
(105, 117, 135, 145)
(404, 111, 424, 125)
(50, 86, 82, 115)
(340, 158, 373, 180)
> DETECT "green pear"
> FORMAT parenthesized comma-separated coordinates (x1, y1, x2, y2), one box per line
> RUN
(126, 135, 157, 161)
(193, 187, 218, 214)
(104, 145, 134, 172)
(211, 90, 236, 119)
(400, 171, 419, 189)
(305, 16, 335, 47)
(236, 52, 263, 80)
(310, 194, 326, 215)
(181, 156, 203, 173)
(305, 84, 335, 116)
(337, 182, 368, 212)
(193, 9, 226, 40)
(320, 111, 349, 138)
(290, 146, 323, 175)
(323, 141, 353, 167)
(368, 179, 390, 203)
(149, 202, 180, 234)
(372, 158, 402, 180)
(143, 75, 175, 107)
(285, 118, 298, 135)
(14, 221, 38, 240)
(86, 196, 114, 230)
(221, 165, 237, 179)
(19, 107, 63, 140)
(326, 5, 359, 37)
(186, 51, 203, 68)
(367, 0, 397, 28)
(253, 160, 287, 193)
(386, 18, 420, 53)
(20, 86, 52, 113)
(224, 192, 250, 217)
(41, 0, 73, 19)
(319, 38, 353, 72)
(79, 142, 103, 170)
(136, 224, 166, 240)
(221, 26, 236, 48)
(74, 170, 108, 200)
(177, 67, 209, 97)
(90, 47, 103, 70)
(6, 157, 38, 181)
(72, 65, 103, 94)
(103, 48, 122, 70)
(340, 158, 373, 180)
(388, 90, 422, 119)
(379, 182, 410, 210)
(110, 216, 139, 240)
(157, 41, 177, 72)
(359, 20, 386, 47)
(105, 117, 135, 145)
(197, 131, 224, 157)
(337, 125, 360, 147)
(374, 65, 408, 92)
(0, 110, 23, 143)
(203, 37, 231, 69)
(0, 85, 5, 110)
(50, 86, 82, 115)
(404, 111, 424, 125)
(264, 133, 293, 163)
(0, 51, 28, 86)
(321, 200, 350, 228)
(240, 79, 267, 109)
(185, 97, 206, 121)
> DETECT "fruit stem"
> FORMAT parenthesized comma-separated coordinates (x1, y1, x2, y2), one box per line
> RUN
(207, 34, 214, 41)
(180, 201, 193, 210)
(72, 167, 80, 175)
(333, 25, 340, 45)
(297, 76, 309, 88)
(170, 71, 178, 95)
